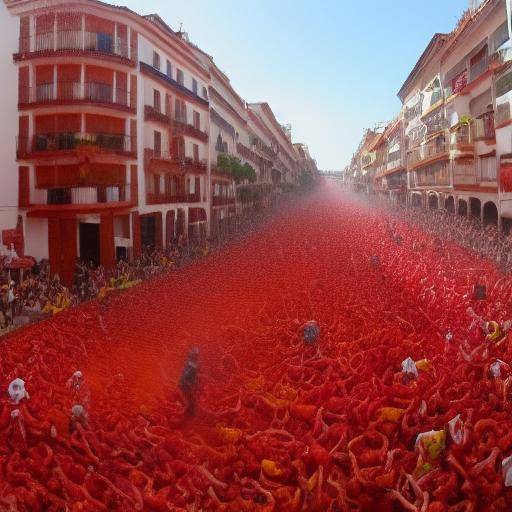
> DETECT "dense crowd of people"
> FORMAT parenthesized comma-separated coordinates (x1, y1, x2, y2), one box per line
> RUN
(377, 198, 512, 273)
(0, 200, 280, 336)
(0, 237, 210, 336)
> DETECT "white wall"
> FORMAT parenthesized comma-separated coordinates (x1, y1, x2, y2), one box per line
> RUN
(24, 217, 48, 261)
(0, 2, 19, 253)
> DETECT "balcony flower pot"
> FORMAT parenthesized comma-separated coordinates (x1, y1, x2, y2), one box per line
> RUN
(75, 139, 99, 155)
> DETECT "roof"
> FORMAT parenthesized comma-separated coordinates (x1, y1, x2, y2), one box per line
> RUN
(441, 0, 497, 61)
(397, 33, 448, 102)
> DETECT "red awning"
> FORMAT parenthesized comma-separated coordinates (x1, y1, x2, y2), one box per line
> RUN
(2, 256, 36, 270)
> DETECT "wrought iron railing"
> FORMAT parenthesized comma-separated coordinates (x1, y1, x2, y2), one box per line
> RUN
(407, 138, 448, 167)
(20, 81, 129, 107)
(18, 30, 129, 59)
(30, 185, 130, 206)
(17, 132, 133, 157)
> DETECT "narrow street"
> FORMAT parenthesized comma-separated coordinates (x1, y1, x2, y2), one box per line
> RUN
(1, 184, 510, 510)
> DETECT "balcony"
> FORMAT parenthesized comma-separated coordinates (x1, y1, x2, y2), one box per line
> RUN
(472, 112, 495, 141)
(16, 30, 132, 64)
(453, 157, 497, 190)
(496, 99, 512, 127)
(413, 170, 450, 188)
(469, 55, 489, 83)
(173, 119, 209, 142)
(387, 157, 403, 171)
(17, 132, 134, 159)
(146, 192, 201, 205)
(490, 46, 512, 69)
(26, 185, 132, 214)
(144, 149, 207, 174)
(212, 196, 236, 206)
(19, 82, 132, 111)
(144, 105, 170, 125)
(450, 125, 474, 152)
(407, 138, 449, 169)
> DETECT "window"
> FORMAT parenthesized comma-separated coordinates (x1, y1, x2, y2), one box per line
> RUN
(153, 51, 160, 70)
(469, 45, 488, 82)
(175, 99, 187, 122)
(96, 33, 114, 53)
(193, 143, 199, 162)
(493, 22, 509, 52)
(193, 111, 200, 130)
(166, 60, 172, 78)
(154, 131, 161, 156)
(153, 90, 161, 112)
(202, 87, 208, 100)
(177, 69, 184, 86)
(192, 78, 198, 95)
(153, 174, 160, 195)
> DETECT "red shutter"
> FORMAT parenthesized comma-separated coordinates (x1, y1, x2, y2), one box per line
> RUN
(130, 30, 138, 62)
(18, 167, 30, 208)
(19, 17, 30, 53)
(18, 67, 29, 105)
(130, 119, 137, 154)
(18, 116, 29, 155)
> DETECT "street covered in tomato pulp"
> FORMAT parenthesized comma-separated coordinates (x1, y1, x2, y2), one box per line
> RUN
(1, 183, 512, 511)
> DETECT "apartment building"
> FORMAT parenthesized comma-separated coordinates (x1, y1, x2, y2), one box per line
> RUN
(2, 0, 315, 285)
(347, 0, 512, 232)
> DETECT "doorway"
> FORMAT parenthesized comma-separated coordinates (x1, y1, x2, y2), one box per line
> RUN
(141, 215, 156, 249)
(79, 223, 100, 267)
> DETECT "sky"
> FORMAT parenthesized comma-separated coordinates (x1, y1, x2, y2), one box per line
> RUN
(121, 0, 469, 170)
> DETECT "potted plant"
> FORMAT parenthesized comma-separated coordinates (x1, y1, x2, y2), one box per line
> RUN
(75, 136, 99, 154)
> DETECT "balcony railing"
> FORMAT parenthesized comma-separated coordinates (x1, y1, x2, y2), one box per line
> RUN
(472, 112, 495, 140)
(20, 82, 130, 108)
(212, 196, 236, 206)
(414, 171, 450, 187)
(173, 119, 208, 142)
(146, 192, 201, 205)
(469, 56, 489, 83)
(451, 124, 472, 146)
(453, 157, 497, 186)
(18, 30, 130, 60)
(491, 46, 512, 68)
(387, 157, 402, 171)
(144, 105, 170, 124)
(496, 100, 512, 126)
(17, 132, 133, 158)
(144, 149, 207, 173)
(30, 185, 130, 206)
(407, 138, 448, 168)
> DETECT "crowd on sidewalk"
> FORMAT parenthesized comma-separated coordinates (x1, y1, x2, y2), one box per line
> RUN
(0, 236, 211, 336)
(0, 201, 279, 337)
(384, 199, 512, 273)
